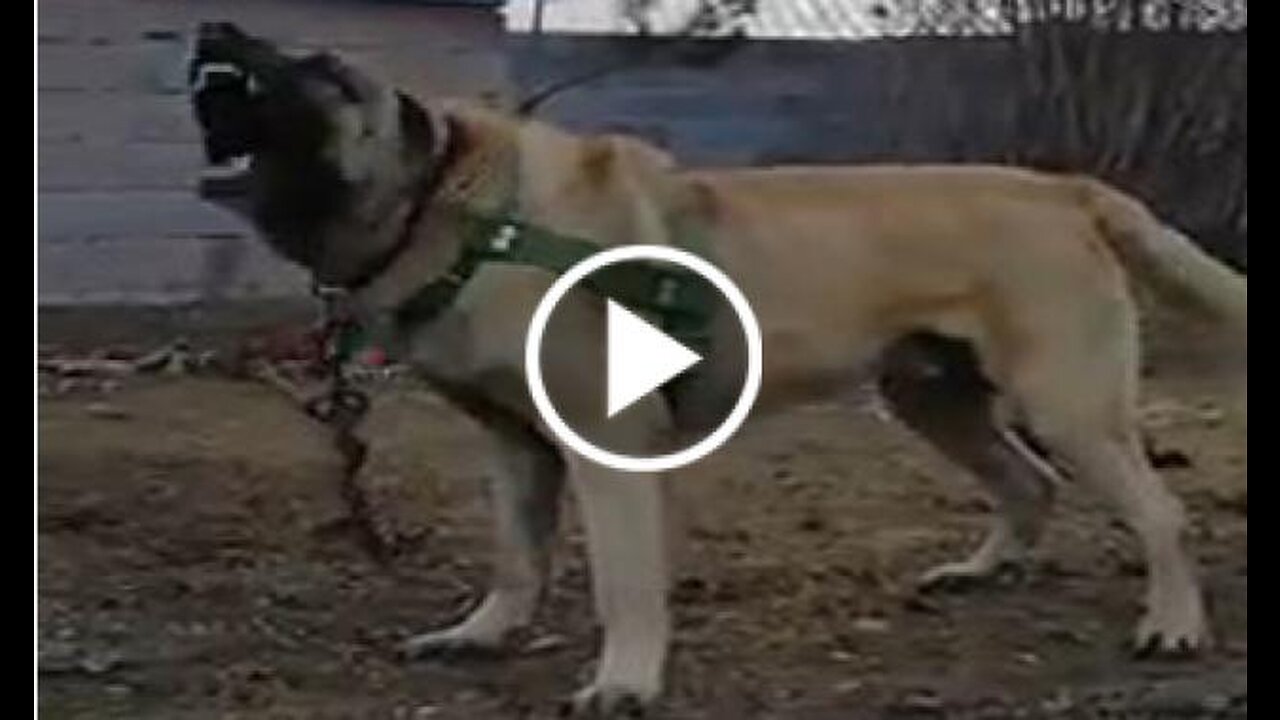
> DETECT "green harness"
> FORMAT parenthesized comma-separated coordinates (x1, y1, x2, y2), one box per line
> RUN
(376, 205, 717, 356)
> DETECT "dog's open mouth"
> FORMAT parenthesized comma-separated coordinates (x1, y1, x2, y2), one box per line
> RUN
(192, 61, 259, 199)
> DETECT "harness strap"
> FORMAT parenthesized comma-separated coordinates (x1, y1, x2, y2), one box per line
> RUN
(393, 206, 716, 354)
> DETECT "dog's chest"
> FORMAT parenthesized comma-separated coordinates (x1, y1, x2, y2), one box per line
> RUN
(387, 265, 545, 383)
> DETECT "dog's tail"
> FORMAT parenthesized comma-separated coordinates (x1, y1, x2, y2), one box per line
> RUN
(1078, 177, 1246, 332)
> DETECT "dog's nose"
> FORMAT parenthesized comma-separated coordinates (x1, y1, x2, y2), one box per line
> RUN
(193, 21, 248, 64)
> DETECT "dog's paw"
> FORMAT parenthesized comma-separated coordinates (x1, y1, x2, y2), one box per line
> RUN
(1133, 596, 1209, 658)
(400, 628, 506, 661)
(917, 559, 1024, 594)
(560, 682, 657, 718)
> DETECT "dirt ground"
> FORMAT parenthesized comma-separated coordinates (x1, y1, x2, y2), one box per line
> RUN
(38, 312, 1246, 719)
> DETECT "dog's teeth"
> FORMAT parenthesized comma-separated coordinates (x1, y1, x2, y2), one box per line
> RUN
(191, 62, 245, 93)
(202, 154, 252, 179)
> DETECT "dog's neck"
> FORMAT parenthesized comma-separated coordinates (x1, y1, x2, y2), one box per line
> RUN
(431, 105, 522, 210)
(335, 109, 460, 292)
(342, 105, 522, 314)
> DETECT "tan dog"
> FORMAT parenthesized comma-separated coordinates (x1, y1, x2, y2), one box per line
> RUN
(190, 23, 1246, 714)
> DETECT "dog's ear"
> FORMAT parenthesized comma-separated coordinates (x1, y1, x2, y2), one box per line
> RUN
(396, 91, 436, 157)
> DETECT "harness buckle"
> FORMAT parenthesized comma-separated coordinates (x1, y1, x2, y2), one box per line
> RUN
(490, 224, 519, 253)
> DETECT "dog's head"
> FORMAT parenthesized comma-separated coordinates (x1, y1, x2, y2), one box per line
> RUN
(189, 22, 439, 274)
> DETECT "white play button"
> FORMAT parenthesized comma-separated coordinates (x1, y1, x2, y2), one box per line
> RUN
(606, 300, 701, 417)
(526, 245, 761, 473)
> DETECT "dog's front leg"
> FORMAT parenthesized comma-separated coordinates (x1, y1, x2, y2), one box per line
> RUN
(403, 424, 564, 656)
(567, 457, 670, 716)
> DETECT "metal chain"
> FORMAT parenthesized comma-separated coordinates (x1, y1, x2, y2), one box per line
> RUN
(303, 284, 394, 561)
(305, 285, 371, 432)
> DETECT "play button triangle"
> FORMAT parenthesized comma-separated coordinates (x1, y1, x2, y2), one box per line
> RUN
(606, 299, 701, 417)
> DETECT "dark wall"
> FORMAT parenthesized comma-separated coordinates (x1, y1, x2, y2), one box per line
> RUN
(509, 29, 1246, 267)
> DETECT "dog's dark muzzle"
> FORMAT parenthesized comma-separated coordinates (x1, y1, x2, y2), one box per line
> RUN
(192, 63, 260, 164)
(191, 61, 261, 201)
(189, 22, 288, 168)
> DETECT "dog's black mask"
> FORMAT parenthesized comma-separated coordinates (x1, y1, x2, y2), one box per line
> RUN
(191, 52, 259, 164)
(189, 22, 285, 166)
(189, 22, 441, 274)
(189, 22, 361, 262)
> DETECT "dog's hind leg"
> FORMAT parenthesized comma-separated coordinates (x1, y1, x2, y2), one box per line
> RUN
(877, 333, 1058, 591)
(1008, 297, 1207, 654)
(403, 423, 564, 657)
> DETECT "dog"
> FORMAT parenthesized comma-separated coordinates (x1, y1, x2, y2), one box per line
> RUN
(189, 22, 1246, 714)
